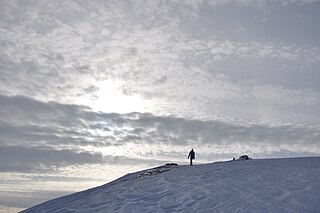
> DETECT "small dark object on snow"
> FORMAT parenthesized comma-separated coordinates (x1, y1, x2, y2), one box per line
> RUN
(239, 155, 251, 160)
(165, 163, 178, 166)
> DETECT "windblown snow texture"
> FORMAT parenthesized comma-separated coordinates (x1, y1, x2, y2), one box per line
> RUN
(22, 157, 320, 212)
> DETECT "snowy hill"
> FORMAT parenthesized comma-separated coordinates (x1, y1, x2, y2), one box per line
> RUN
(21, 157, 320, 213)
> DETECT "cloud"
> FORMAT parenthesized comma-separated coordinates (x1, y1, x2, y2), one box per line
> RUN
(0, 189, 73, 209)
(0, 146, 104, 173)
(0, 0, 319, 175)
(120, 113, 320, 153)
(0, 95, 319, 169)
(0, 145, 167, 173)
(1, 0, 319, 126)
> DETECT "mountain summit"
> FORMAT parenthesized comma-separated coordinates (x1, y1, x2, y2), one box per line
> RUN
(22, 157, 320, 212)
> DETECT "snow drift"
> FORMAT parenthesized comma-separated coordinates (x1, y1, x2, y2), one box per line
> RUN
(21, 157, 320, 212)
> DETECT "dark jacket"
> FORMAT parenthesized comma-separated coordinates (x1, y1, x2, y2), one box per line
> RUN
(188, 150, 195, 160)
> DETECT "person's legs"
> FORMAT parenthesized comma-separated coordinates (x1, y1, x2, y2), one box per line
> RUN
(190, 158, 193, 165)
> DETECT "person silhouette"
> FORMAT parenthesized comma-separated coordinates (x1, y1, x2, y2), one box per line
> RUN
(188, 149, 195, 165)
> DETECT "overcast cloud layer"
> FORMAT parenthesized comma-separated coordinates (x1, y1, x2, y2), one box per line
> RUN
(1, 0, 320, 211)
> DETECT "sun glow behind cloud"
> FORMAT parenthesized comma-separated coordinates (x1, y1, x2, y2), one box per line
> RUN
(80, 80, 148, 114)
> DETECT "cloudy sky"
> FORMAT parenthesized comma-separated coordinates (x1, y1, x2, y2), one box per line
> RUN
(1, 0, 320, 211)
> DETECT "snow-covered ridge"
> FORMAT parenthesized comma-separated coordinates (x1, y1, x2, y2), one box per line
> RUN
(21, 157, 320, 213)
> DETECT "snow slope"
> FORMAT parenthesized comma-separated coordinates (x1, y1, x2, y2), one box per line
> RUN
(21, 157, 320, 213)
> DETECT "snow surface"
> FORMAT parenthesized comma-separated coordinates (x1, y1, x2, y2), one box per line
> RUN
(21, 157, 320, 213)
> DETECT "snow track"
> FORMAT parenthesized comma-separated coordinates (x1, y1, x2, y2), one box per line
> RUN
(21, 157, 320, 213)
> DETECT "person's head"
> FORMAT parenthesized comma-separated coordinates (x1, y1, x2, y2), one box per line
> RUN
(191, 149, 193, 151)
